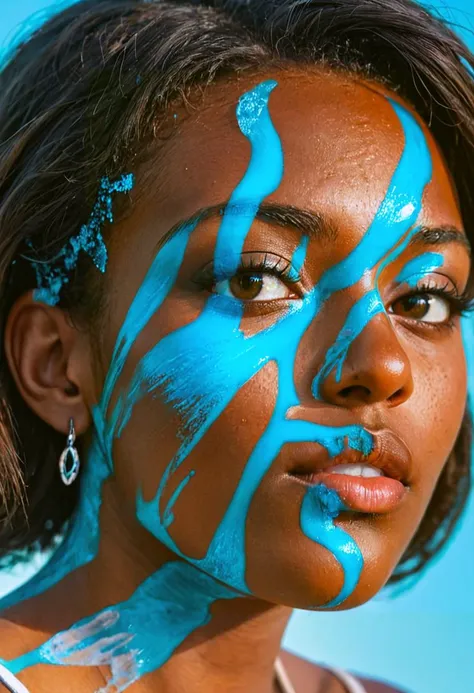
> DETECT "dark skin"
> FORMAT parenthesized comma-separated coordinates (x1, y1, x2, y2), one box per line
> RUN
(0, 69, 470, 693)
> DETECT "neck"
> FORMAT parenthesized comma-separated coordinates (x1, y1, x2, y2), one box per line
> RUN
(8, 482, 292, 693)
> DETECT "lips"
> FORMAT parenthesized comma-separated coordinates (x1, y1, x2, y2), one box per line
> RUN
(288, 430, 412, 514)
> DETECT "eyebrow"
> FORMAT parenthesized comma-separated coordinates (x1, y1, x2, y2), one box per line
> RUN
(161, 201, 470, 256)
(408, 225, 471, 255)
(160, 201, 335, 247)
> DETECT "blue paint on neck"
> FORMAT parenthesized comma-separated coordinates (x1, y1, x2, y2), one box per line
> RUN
(5, 561, 238, 688)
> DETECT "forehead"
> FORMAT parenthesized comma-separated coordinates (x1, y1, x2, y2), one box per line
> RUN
(135, 69, 463, 246)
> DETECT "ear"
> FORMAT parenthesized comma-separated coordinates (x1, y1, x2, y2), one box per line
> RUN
(4, 291, 93, 436)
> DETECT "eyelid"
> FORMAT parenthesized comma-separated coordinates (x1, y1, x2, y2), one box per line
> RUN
(193, 251, 305, 287)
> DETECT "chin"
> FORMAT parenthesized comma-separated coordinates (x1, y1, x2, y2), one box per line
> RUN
(244, 532, 400, 611)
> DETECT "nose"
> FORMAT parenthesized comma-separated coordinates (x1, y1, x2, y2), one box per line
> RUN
(317, 313, 414, 408)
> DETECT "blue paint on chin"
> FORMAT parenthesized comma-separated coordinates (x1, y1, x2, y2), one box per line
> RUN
(300, 484, 362, 608)
(396, 252, 444, 287)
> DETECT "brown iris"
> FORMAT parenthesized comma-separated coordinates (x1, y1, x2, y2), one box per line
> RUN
(391, 294, 432, 320)
(229, 273, 263, 300)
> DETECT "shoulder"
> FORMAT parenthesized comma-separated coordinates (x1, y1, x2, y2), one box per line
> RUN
(279, 649, 410, 693)
(359, 677, 410, 693)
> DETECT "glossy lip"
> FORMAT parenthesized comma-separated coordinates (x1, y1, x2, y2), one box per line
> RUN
(288, 429, 413, 514)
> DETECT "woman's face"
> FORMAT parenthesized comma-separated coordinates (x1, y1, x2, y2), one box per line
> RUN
(94, 70, 470, 609)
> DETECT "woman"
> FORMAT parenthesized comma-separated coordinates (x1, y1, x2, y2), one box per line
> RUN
(0, 0, 472, 691)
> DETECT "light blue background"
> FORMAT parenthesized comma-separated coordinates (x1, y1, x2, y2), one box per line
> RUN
(1, 2, 473, 692)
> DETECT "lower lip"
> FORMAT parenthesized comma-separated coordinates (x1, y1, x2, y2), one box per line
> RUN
(294, 472, 408, 514)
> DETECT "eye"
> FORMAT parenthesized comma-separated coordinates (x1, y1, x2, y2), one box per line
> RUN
(214, 272, 292, 301)
(390, 293, 450, 323)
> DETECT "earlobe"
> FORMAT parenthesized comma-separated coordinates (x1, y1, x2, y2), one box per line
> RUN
(3, 291, 92, 436)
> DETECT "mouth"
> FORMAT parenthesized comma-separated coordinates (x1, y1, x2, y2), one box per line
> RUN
(288, 430, 412, 514)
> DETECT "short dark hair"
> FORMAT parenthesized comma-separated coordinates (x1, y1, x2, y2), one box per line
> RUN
(0, 0, 472, 584)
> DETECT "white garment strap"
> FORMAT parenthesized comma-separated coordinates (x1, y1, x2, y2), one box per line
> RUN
(274, 657, 368, 693)
(326, 665, 368, 693)
(274, 657, 298, 693)
(0, 663, 30, 693)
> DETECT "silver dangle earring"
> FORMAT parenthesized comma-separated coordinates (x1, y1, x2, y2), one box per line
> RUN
(59, 418, 80, 486)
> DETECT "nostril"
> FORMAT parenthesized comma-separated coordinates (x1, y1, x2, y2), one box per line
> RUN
(338, 385, 372, 400)
(387, 387, 406, 405)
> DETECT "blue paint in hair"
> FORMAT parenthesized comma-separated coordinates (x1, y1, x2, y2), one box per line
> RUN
(30, 174, 134, 306)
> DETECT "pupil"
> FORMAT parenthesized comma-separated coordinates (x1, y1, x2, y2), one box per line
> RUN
(230, 273, 263, 299)
(400, 295, 429, 318)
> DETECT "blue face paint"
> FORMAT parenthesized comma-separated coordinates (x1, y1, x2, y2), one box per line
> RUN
(288, 234, 309, 280)
(310, 102, 433, 398)
(4, 561, 238, 691)
(30, 174, 134, 306)
(213, 80, 283, 278)
(396, 252, 444, 288)
(300, 485, 363, 608)
(1, 82, 434, 692)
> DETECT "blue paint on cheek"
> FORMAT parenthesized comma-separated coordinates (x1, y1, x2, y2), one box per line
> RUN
(396, 252, 444, 287)
(121, 82, 371, 603)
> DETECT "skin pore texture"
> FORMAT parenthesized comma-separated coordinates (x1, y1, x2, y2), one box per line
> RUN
(0, 69, 471, 693)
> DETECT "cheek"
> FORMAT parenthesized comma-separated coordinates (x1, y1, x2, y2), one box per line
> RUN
(154, 363, 278, 559)
(111, 327, 279, 560)
(406, 329, 467, 500)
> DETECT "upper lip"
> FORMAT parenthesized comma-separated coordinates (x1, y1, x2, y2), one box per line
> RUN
(288, 429, 413, 486)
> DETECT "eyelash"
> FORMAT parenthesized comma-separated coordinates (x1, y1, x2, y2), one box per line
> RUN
(195, 256, 474, 327)
(195, 254, 301, 292)
(395, 280, 474, 331)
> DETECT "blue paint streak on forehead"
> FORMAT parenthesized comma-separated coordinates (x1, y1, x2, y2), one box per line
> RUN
(310, 102, 433, 399)
(318, 100, 432, 297)
(396, 252, 444, 288)
(213, 80, 283, 278)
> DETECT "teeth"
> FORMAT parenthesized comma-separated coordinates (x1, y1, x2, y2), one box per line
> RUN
(329, 463, 384, 478)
